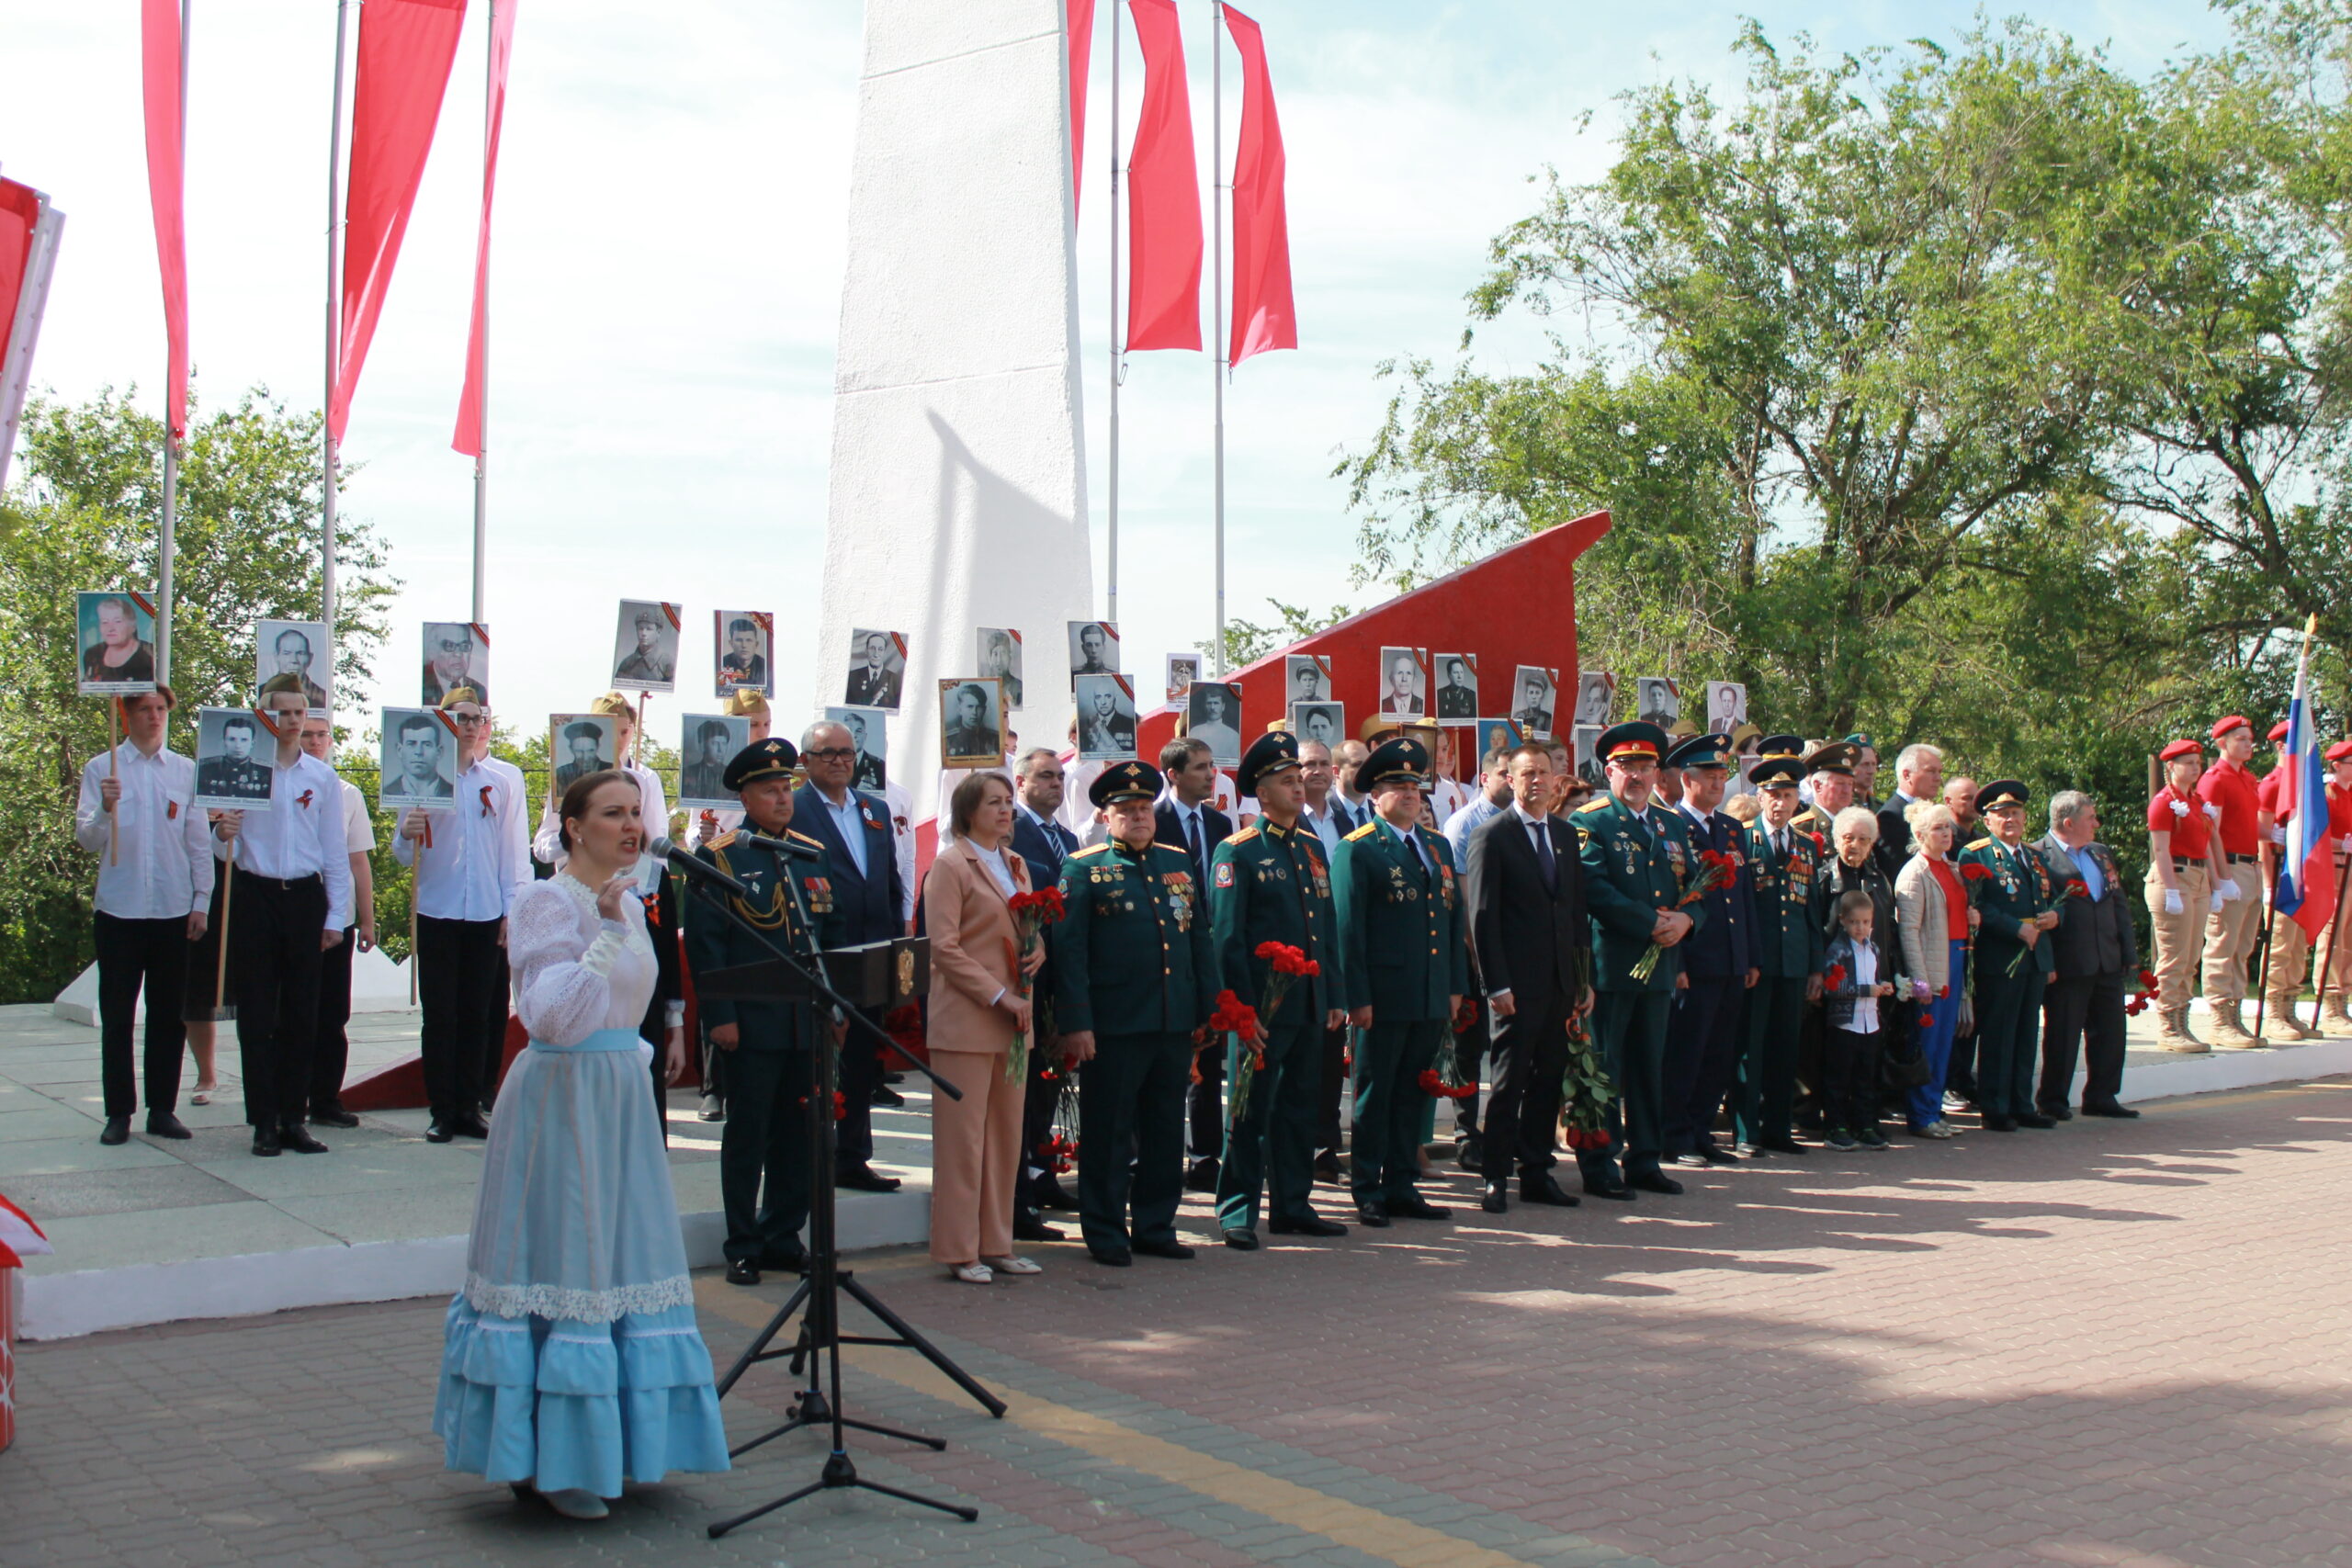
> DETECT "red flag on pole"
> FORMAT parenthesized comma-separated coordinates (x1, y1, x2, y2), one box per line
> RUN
(1124, 0, 1201, 352)
(1068, 0, 1095, 210)
(1223, 5, 1295, 367)
(453, 0, 515, 457)
(330, 0, 468, 446)
(139, 0, 188, 440)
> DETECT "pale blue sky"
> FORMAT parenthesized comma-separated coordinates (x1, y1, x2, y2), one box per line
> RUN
(2, 0, 2231, 737)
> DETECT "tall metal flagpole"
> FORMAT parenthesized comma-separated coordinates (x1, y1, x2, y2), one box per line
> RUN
(1106, 0, 1121, 623)
(322, 0, 351, 636)
(157, 0, 191, 685)
(1210, 0, 1227, 676)
(470, 0, 492, 622)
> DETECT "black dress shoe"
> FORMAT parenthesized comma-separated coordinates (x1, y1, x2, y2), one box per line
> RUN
(1185, 1158, 1220, 1193)
(2081, 1101, 2141, 1119)
(1625, 1168, 1683, 1196)
(725, 1258, 761, 1287)
(1267, 1213, 1349, 1237)
(252, 1125, 283, 1156)
(760, 1245, 808, 1273)
(425, 1120, 456, 1144)
(2015, 1111, 2057, 1129)
(1695, 1143, 1741, 1166)
(2039, 1106, 2075, 1122)
(1583, 1184, 1636, 1201)
(1481, 1181, 1509, 1213)
(870, 1084, 904, 1108)
(1354, 1202, 1392, 1228)
(837, 1165, 902, 1192)
(1134, 1238, 1196, 1259)
(1984, 1114, 2018, 1132)
(144, 1111, 192, 1140)
(1037, 1178, 1080, 1212)
(1012, 1213, 1064, 1243)
(1385, 1195, 1452, 1220)
(1455, 1137, 1485, 1171)
(1753, 1136, 1807, 1155)
(883, 1070, 906, 1084)
(1221, 1227, 1260, 1250)
(309, 1104, 361, 1129)
(99, 1116, 130, 1145)
(278, 1122, 329, 1154)
(1518, 1177, 1580, 1208)
(1314, 1153, 1344, 1183)
(1089, 1247, 1134, 1267)
(452, 1113, 492, 1140)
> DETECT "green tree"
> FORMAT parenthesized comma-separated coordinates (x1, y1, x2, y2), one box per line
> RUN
(1197, 597, 1354, 671)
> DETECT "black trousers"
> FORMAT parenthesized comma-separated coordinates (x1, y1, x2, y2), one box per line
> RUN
(1736, 974, 1807, 1145)
(1481, 991, 1569, 1184)
(1822, 1022, 1883, 1131)
(1315, 1019, 1349, 1156)
(1019, 1049, 1063, 1216)
(720, 1046, 812, 1264)
(1077, 1032, 1191, 1253)
(416, 915, 506, 1122)
(834, 1005, 882, 1174)
(93, 911, 190, 1119)
(311, 922, 356, 1113)
(1187, 1042, 1227, 1164)
(1446, 1007, 1485, 1138)
(2041, 972, 2128, 1112)
(228, 872, 327, 1130)
(1668, 973, 1746, 1154)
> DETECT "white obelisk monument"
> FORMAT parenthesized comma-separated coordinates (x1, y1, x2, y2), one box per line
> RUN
(813, 1, 1093, 828)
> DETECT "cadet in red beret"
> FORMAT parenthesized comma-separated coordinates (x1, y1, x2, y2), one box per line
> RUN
(2145, 739, 2212, 1051)
(2317, 741, 2352, 1034)
(2256, 722, 2323, 1040)
(2197, 716, 2268, 1047)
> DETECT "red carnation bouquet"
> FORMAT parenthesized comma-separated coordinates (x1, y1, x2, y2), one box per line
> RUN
(2124, 966, 2159, 1018)
(1823, 962, 1849, 994)
(1419, 1067, 1476, 1100)
(1628, 847, 1738, 983)
(1003, 886, 1069, 1083)
(1230, 943, 1320, 1127)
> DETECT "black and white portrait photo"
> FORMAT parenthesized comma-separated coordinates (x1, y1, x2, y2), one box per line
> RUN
(379, 707, 458, 807)
(978, 627, 1024, 710)
(77, 591, 159, 695)
(548, 715, 619, 794)
(422, 622, 491, 709)
(1635, 677, 1680, 729)
(677, 713, 751, 809)
(1433, 653, 1478, 719)
(823, 705, 889, 792)
(1704, 681, 1747, 732)
(1572, 724, 1606, 784)
(1284, 654, 1331, 705)
(1068, 620, 1121, 686)
(611, 601, 681, 693)
(844, 628, 906, 711)
(1293, 701, 1345, 750)
(1164, 654, 1200, 704)
(1074, 673, 1138, 761)
(1377, 647, 1427, 717)
(939, 678, 1005, 768)
(1511, 666, 1558, 739)
(1187, 682, 1244, 765)
(713, 611, 773, 698)
(192, 707, 275, 809)
(255, 620, 332, 715)
(1573, 670, 1615, 727)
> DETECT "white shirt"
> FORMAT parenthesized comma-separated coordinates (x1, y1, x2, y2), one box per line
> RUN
(1444, 794, 1506, 867)
(884, 778, 915, 921)
(1301, 798, 1345, 860)
(1847, 942, 1881, 1034)
(339, 777, 375, 854)
(75, 741, 213, 919)
(396, 756, 530, 922)
(533, 759, 670, 895)
(1430, 774, 1474, 825)
(211, 752, 354, 931)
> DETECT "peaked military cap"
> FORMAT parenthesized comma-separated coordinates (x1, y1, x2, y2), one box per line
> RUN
(1596, 720, 1668, 766)
(1238, 729, 1303, 796)
(1750, 754, 1806, 789)
(562, 720, 603, 743)
(1354, 737, 1430, 795)
(1091, 759, 1164, 808)
(1755, 732, 1805, 761)
(438, 686, 483, 711)
(724, 736, 799, 791)
(1843, 731, 1874, 750)
(1358, 714, 1403, 744)
(1664, 730, 1734, 771)
(1976, 778, 2030, 812)
(1803, 740, 1860, 775)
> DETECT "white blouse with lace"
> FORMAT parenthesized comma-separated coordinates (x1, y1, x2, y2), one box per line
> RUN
(508, 874, 658, 1044)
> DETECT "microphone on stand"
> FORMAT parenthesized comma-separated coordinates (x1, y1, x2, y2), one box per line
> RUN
(739, 829, 824, 863)
(645, 835, 750, 897)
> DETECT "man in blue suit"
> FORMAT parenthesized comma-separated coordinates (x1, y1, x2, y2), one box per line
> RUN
(1662, 732, 1758, 1167)
(794, 719, 907, 1191)
(1156, 737, 1236, 1189)
(1011, 747, 1082, 1239)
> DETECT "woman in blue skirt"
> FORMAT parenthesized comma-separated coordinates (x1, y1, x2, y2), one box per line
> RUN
(434, 772, 729, 1519)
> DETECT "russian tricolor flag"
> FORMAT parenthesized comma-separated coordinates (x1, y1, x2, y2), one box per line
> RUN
(2278, 618, 2337, 941)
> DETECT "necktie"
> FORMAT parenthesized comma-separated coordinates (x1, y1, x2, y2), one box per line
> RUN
(1533, 820, 1556, 889)
(1186, 811, 1206, 878)
(1406, 829, 1429, 879)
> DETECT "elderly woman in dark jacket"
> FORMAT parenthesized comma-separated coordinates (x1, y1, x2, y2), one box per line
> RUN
(1809, 807, 1897, 955)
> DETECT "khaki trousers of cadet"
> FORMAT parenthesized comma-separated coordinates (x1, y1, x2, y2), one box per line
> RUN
(2146, 860, 2208, 1011)
(2318, 880, 2352, 1002)
(2200, 859, 2265, 1003)
(2267, 905, 2311, 998)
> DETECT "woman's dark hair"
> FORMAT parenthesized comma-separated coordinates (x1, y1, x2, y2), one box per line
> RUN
(558, 769, 633, 855)
(949, 771, 1012, 837)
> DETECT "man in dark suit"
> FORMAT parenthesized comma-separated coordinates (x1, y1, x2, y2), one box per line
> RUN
(1436, 657, 1478, 719)
(1155, 737, 1234, 1187)
(1665, 731, 1758, 1167)
(2031, 791, 2141, 1120)
(1465, 741, 1591, 1213)
(792, 718, 909, 1191)
(1874, 741, 1943, 881)
(844, 632, 902, 707)
(1011, 747, 1082, 1238)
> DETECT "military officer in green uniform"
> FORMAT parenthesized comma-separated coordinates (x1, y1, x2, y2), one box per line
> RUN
(1055, 761, 1218, 1267)
(1740, 745, 1824, 1153)
(1333, 737, 1465, 1226)
(1209, 730, 1350, 1248)
(1790, 739, 1859, 841)
(1960, 778, 2058, 1132)
(684, 737, 845, 1287)
(1572, 721, 1704, 1197)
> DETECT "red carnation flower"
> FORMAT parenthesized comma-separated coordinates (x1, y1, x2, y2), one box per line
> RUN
(1960, 863, 1992, 883)
(1824, 964, 1849, 992)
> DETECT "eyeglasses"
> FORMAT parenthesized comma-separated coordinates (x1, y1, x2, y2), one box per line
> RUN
(804, 748, 856, 761)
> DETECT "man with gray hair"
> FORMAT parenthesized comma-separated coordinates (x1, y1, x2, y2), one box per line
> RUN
(1877, 743, 1944, 877)
(2031, 789, 2141, 1120)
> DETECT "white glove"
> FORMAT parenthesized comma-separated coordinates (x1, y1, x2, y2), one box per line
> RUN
(2163, 887, 2183, 916)
(2204, 801, 2222, 823)
(2210, 891, 2226, 914)
(2220, 876, 2242, 902)
(2269, 825, 2289, 846)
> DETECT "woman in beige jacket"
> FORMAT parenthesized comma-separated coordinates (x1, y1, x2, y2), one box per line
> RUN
(1892, 801, 1976, 1139)
(922, 772, 1045, 1282)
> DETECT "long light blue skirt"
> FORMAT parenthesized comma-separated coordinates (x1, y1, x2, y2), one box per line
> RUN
(432, 1027, 730, 1496)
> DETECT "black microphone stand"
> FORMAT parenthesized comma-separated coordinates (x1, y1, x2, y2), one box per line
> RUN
(669, 852, 1001, 1539)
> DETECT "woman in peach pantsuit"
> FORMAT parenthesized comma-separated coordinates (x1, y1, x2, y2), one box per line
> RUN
(922, 772, 1046, 1283)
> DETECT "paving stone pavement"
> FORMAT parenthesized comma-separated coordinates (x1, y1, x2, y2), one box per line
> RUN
(6, 1077, 2351, 1568)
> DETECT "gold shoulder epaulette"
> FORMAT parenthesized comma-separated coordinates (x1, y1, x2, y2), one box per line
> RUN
(1073, 842, 1111, 858)
(1964, 837, 1993, 852)
(1227, 827, 1261, 844)
(786, 829, 822, 847)
(1344, 821, 1379, 841)
(1576, 796, 1612, 814)
(707, 830, 739, 850)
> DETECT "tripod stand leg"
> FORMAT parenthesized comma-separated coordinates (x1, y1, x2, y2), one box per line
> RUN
(853, 1476, 981, 1522)
(706, 1477, 830, 1539)
(839, 1273, 1008, 1418)
(838, 1414, 949, 1450)
(714, 1278, 812, 1398)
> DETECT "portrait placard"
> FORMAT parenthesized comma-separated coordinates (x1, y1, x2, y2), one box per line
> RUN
(255, 619, 332, 716)
(1572, 724, 1605, 784)
(422, 622, 492, 708)
(192, 707, 275, 810)
(1164, 653, 1200, 704)
(677, 713, 751, 810)
(713, 611, 774, 698)
(1433, 652, 1478, 719)
(1375, 646, 1428, 717)
(1074, 673, 1138, 761)
(611, 600, 682, 693)
(1635, 676, 1681, 729)
(977, 627, 1024, 710)
(1186, 682, 1244, 765)
(548, 714, 620, 796)
(844, 628, 907, 711)
(822, 705, 889, 792)
(1572, 670, 1615, 727)
(1291, 701, 1345, 750)
(76, 591, 159, 694)
(1068, 620, 1121, 686)
(379, 707, 459, 809)
(1283, 654, 1331, 705)
(938, 678, 1005, 768)
(1475, 717, 1523, 765)
(1511, 665, 1560, 739)
(1704, 681, 1747, 732)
